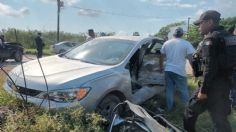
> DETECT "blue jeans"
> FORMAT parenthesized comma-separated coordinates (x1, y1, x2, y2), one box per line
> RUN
(165, 71, 189, 111)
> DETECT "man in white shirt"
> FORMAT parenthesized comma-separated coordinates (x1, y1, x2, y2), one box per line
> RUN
(0, 38, 2, 47)
(160, 27, 195, 111)
(0, 35, 3, 47)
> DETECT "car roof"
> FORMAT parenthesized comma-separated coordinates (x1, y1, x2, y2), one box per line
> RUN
(95, 36, 163, 43)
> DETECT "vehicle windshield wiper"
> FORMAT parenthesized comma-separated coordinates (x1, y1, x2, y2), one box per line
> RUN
(78, 59, 98, 64)
(60, 54, 74, 60)
(78, 58, 106, 65)
(62, 55, 104, 65)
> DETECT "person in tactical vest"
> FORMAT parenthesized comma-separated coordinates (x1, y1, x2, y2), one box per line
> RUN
(229, 25, 236, 110)
(183, 10, 232, 132)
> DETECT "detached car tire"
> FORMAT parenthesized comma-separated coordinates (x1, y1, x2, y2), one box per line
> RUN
(14, 50, 23, 62)
(96, 94, 124, 121)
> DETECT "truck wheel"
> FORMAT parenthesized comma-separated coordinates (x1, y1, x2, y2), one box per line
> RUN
(14, 50, 23, 62)
(96, 94, 124, 121)
(0, 58, 5, 63)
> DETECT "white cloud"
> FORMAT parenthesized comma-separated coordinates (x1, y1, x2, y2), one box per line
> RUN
(195, 9, 204, 17)
(0, 2, 30, 17)
(199, 1, 207, 5)
(78, 9, 101, 17)
(208, 0, 236, 18)
(40, 0, 79, 6)
(194, 0, 235, 18)
(140, 0, 195, 8)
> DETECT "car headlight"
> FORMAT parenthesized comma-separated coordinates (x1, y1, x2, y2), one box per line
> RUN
(36, 87, 91, 103)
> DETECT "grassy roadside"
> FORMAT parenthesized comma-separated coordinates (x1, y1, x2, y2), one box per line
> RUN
(142, 77, 236, 131)
(24, 49, 54, 56)
(0, 72, 105, 131)
(0, 71, 235, 131)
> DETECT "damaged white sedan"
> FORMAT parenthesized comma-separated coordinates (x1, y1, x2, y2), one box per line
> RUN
(4, 36, 164, 118)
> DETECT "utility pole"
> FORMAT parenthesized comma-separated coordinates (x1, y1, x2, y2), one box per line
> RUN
(57, 0, 63, 43)
(14, 29, 18, 42)
(187, 17, 191, 39)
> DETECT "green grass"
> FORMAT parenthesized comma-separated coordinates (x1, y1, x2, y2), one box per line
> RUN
(24, 49, 54, 56)
(143, 77, 236, 131)
(0, 72, 105, 131)
(1, 72, 236, 131)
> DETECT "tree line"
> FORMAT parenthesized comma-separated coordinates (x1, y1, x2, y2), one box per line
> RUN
(156, 16, 236, 47)
(0, 29, 87, 49)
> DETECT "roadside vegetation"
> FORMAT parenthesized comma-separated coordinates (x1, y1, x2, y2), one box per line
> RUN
(1, 71, 236, 131)
(143, 77, 236, 131)
(0, 72, 105, 132)
(24, 49, 53, 56)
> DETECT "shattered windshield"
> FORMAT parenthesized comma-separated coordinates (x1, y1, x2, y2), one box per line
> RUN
(64, 39, 135, 65)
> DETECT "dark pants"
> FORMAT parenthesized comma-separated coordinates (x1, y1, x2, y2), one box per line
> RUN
(230, 72, 236, 108)
(183, 78, 232, 132)
(37, 48, 43, 58)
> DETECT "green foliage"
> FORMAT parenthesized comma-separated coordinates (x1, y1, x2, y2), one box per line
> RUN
(0, 88, 20, 107)
(155, 21, 186, 39)
(142, 77, 236, 131)
(3, 108, 104, 132)
(156, 16, 236, 48)
(24, 49, 53, 56)
(0, 72, 104, 132)
(0, 73, 21, 107)
(221, 16, 236, 29)
(0, 28, 87, 49)
(184, 25, 203, 48)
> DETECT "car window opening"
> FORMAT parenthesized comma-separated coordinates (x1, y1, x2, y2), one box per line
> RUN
(128, 39, 164, 93)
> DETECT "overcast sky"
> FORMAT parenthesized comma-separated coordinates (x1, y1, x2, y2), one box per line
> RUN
(0, 0, 235, 35)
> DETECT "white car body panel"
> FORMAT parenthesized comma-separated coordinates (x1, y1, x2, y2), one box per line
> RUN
(4, 36, 164, 111)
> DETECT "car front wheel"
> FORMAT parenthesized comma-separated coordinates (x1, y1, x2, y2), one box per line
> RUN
(14, 50, 23, 62)
(96, 94, 123, 121)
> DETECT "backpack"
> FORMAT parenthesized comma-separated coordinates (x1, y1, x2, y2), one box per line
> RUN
(219, 35, 236, 70)
(217, 34, 236, 74)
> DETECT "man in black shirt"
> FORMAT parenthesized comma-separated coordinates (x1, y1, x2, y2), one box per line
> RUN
(35, 32, 44, 58)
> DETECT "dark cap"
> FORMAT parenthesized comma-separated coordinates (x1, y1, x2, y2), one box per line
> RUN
(194, 10, 221, 26)
(88, 29, 94, 33)
(173, 27, 184, 36)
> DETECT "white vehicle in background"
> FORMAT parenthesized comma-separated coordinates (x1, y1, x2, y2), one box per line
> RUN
(50, 41, 81, 54)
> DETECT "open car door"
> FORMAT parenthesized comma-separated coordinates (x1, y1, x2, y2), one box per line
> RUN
(129, 39, 165, 104)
